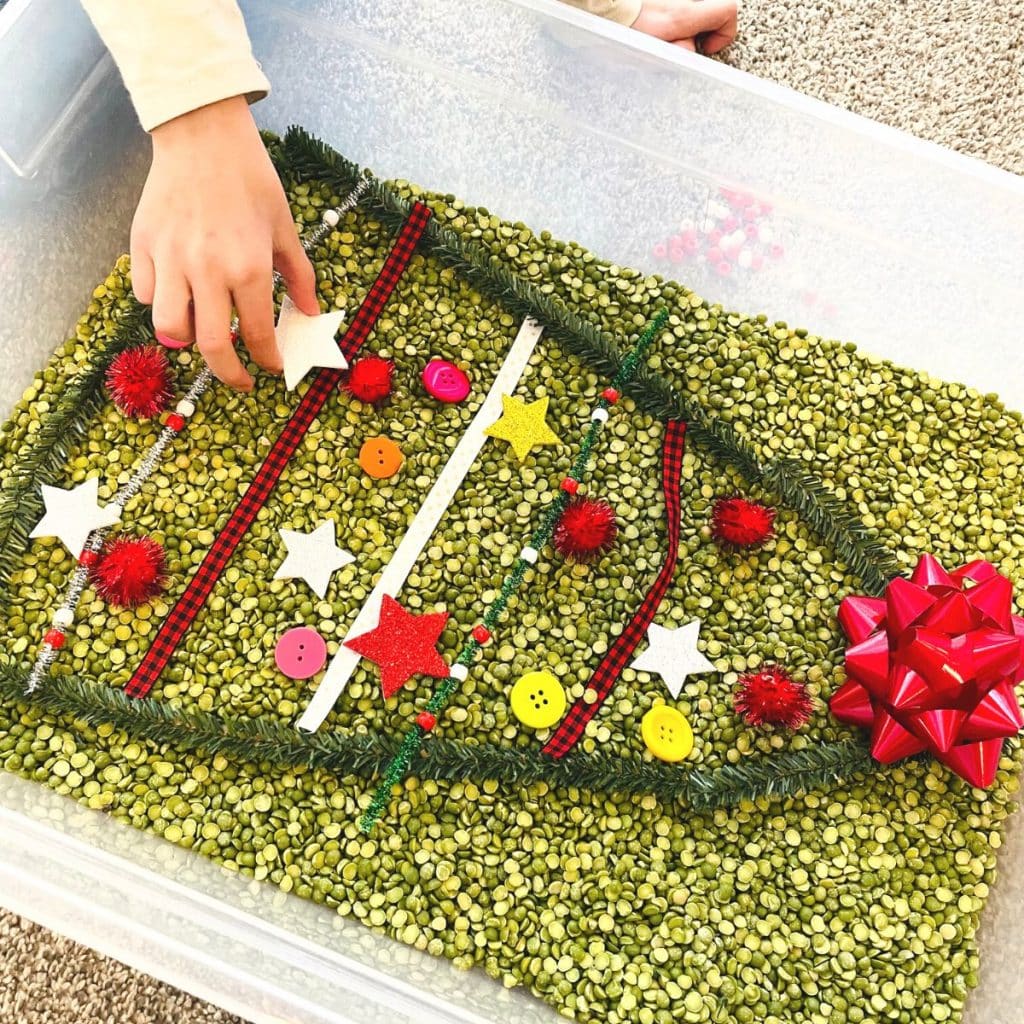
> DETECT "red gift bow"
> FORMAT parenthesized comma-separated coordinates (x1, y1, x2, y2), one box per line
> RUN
(830, 554, 1024, 788)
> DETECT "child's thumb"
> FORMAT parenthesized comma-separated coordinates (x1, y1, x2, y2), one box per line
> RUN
(275, 236, 320, 316)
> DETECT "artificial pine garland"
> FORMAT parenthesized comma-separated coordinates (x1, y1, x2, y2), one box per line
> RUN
(0, 130, 910, 819)
(277, 127, 903, 596)
(0, 303, 151, 586)
(0, 663, 877, 811)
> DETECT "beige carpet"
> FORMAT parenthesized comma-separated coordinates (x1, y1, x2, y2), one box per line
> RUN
(2, 2, 1022, 1022)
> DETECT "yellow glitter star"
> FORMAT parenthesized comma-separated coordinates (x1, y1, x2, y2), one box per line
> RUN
(484, 394, 562, 462)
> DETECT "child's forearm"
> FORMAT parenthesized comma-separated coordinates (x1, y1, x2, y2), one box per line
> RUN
(80, 0, 269, 131)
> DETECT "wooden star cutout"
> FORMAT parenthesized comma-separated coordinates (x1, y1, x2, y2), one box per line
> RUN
(275, 294, 347, 390)
(483, 394, 562, 462)
(344, 595, 450, 698)
(30, 477, 121, 556)
(631, 620, 715, 699)
(273, 520, 354, 598)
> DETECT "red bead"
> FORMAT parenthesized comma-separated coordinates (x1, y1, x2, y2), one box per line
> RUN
(560, 478, 579, 495)
(416, 711, 437, 732)
(44, 629, 65, 649)
(472, 625, 491, 644)
(601, 387, 620, 404)
(165, 413, 186, 432)
(78, 549, 100, 568)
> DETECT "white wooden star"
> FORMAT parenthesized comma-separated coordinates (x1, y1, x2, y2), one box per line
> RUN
(273, 519, 354, 598)
(275, 294, 347, 390)
(30, 477, 121, 556)
(630, 620, 715, 699)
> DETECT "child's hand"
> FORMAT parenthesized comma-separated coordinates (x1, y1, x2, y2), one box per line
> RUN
(633, 0, 738, 53)
(130, 95, 319, 391)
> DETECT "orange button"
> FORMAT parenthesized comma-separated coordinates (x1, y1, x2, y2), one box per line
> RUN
(359, 436, 403, 479)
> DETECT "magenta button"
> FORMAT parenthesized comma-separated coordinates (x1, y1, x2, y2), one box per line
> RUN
(155, 331, 191, 350)
(422, 360, 470, 403)
(274, 627, 327, 680)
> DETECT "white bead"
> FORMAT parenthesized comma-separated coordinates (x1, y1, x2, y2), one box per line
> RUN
(729, 230, 746, 249)
(322, 208, 340, 227)
(176, 399, 196, 417)
(450, 663, 469, 682)
(520, 546, 539, 564)
(737, 249, 753, 269)
(759, 225, 774, 245)
(52, 607, 74, 628)
(590, 407, 609, 423)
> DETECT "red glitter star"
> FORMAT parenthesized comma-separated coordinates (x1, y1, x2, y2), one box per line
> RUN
(344, 595, 450, 698)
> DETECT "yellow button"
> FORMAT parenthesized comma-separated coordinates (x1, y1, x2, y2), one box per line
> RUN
(510, 671, 566, 729)
(359, 436, 403, 479)
(641, 706, 693, 762)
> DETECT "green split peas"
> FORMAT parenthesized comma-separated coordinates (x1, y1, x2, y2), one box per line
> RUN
(1, 170, 1022, 1024)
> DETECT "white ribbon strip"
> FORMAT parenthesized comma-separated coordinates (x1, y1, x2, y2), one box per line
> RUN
(297, 317, 545, 732)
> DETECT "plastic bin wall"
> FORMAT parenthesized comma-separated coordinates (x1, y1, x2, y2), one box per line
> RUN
(1, 1, 1023, 1022)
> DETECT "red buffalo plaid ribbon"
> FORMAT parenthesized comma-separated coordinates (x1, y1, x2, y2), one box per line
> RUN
(543, 418, 687, 758)
(126, 202, 432, 699)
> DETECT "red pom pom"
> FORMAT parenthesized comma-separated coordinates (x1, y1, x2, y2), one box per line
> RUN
(734, 665, 813, 729)
(343, 356, 395, 405)
(711, 497, 776, 548)
(105, 346, 174, 419)
(92, 535, 168, 608)
(553, 497, 618, 563)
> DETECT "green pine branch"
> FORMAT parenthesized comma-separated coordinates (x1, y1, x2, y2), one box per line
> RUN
(760, 459, 903, 593)
(279, 126, 898, 594)
(0, 664, 876, 812)
(0, 302, 151, 587)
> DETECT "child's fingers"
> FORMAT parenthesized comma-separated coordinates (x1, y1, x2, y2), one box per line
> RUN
(151, 271, 195, 347)
(193, 282, 253, 392)
(130, 248, 156, 307)
(233, 269, 282, 375)
(692, 0, 738, 53)
(273, 231, 320, 317)
(674, 38, 698, 51)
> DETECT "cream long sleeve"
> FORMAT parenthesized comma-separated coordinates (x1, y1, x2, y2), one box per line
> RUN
(82, 0, 641, 133)
(80, 0, 270, 131)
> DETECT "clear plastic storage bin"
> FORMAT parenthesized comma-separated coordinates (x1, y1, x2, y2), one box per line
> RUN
(1, 1, 1022, 1022)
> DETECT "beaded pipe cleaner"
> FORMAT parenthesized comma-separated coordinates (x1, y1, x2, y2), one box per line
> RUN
(359, 308, 670, 832)
(25, 179, 371, 693)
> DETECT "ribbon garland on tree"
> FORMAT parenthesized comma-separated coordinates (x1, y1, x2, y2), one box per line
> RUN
(124, 202, 432, 699)
(543, 418, 688, 759)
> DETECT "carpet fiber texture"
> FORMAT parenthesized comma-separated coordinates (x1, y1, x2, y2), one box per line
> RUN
(2, 2, 1021, 1023)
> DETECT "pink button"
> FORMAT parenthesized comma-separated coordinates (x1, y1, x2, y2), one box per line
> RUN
(155, 332, 191, 350)
(274, 627, 327, 680)
(422, 360, 470, 403)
